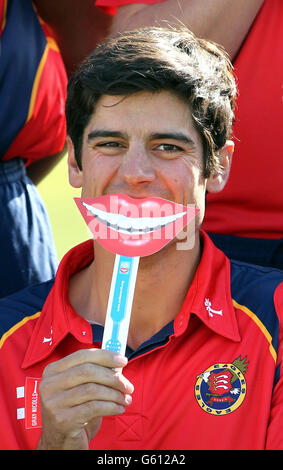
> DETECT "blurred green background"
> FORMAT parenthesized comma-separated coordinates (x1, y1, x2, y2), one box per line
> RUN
(38, 150, 90, 260)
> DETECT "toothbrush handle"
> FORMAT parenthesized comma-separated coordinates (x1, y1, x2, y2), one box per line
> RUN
(102, 255, 139, 355)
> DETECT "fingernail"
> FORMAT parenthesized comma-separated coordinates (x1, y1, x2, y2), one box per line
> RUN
(114, 354, 128, 366)
(125, 394, 132, 405)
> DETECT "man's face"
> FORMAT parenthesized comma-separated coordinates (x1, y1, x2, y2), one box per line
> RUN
(69, 90, 208, 232)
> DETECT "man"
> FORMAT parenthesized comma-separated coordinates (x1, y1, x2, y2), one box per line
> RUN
(0, 27, 282, 450)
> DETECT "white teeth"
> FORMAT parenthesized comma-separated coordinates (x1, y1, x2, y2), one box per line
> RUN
(82, 202, 186, 234)
(117, 217, 132, 230)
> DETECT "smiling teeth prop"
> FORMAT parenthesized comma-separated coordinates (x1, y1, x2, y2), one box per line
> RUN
(82, 201, 186, 235)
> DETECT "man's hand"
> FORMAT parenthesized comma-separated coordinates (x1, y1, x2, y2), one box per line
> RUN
(37, 349, 134, 450)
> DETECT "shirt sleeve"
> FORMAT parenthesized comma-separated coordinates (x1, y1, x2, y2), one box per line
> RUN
(265, 282, 283, 450)
(95, 0, 166, 16)
(1, 2, 67, 164)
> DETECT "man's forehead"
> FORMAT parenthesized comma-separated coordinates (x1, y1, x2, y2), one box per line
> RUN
(85, 91, 199, 142)
(95, 89, 189, 107)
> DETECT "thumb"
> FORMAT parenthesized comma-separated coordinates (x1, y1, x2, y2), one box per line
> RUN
(85, 417, 103, 443)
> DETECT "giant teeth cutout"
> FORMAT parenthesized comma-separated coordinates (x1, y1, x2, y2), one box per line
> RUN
(82, 201, 186, 235)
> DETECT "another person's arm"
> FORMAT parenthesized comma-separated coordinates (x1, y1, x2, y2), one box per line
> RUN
(26, 146, 66, 186)
(33, 0, 113, 76)
(111, 0, 264, 60)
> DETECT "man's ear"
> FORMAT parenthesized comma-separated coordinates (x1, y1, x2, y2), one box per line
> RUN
(206, 140, 234, 193)
(67, 136, 83, 188)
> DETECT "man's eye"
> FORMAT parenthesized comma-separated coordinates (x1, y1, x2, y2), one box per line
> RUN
(157, 144, 182, 152)
(96, 141, 122, 147)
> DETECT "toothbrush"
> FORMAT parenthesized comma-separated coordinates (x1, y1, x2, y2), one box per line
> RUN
(102, 255, 140, 355)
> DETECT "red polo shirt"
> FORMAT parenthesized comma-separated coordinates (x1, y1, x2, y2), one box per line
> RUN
(0, 232, 282, 449)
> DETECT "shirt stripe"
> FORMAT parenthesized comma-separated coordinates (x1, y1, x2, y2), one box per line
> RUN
(26, 43, 49, 123)
(0, 0, 8, 33)
(0, 311, 41, 351)
(26, 34, 60, 123)
(232, 299, 277, 363)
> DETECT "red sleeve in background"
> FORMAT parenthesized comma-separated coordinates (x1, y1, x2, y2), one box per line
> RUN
(0, 0, 7, 37)
(4, 46, 67, 165)
(95, 0, 166, 16)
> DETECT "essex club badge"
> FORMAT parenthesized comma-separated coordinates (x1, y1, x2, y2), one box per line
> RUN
(195, 356, 248, 416)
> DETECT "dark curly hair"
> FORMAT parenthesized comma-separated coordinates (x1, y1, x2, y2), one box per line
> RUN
(66, 26, 237, 177)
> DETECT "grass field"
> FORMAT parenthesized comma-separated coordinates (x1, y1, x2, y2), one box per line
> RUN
(37, 150, 90, 260)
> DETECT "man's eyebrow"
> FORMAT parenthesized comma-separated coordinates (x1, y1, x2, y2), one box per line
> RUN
(87, 130, 197, 146)
(87, 129, 126, 141)
(149, 132, 196, 146)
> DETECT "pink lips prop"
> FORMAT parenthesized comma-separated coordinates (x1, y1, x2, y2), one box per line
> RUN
(75, 194, 199, 257)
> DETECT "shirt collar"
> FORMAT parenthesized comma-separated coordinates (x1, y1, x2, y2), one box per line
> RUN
(22, 231, 240, 368)
(173, 231, 241, 342)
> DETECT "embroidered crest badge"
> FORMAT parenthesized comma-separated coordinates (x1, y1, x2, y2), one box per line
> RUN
(195, 356, 248, 416)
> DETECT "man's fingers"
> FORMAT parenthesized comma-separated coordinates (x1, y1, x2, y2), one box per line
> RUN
(40, 362, 134, 395)
(77, 399, 127, 421)
(38, 348, 134, 447)
(42, 348, 128, 376)
(49, 400, 126, 434)
(52, 382, 133, 408)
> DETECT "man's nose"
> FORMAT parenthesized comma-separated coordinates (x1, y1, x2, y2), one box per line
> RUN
(118, 147, 155, 186)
